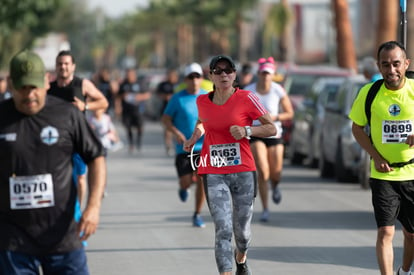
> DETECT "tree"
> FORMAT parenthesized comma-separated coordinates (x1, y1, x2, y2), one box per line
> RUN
(106, 0, 259, 67)
(263, 1, 292, 61)
(332, 0, 357, 72)
(51, 0, 103, 71)
(376, 0, 398, 51)
(225, 0, 259, 62)
(0, 0, 65, 70)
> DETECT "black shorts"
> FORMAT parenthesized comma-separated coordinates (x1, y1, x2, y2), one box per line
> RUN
(175, 152, 199, 177)
(249, 137, 283, 147)
(370, 178, 414, 233)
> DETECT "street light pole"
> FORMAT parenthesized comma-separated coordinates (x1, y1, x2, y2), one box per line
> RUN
(400, 0, 407, 48)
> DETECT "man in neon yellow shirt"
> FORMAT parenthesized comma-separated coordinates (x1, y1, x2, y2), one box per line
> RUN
(349, 41, 414, 275)
(174, 66, 214, 93)
(174, 78, 213, 93)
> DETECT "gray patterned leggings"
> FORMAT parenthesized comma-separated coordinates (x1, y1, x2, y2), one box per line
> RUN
(203, 171, 256, 273)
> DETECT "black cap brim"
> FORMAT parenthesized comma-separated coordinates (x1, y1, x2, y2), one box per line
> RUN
(209, 55, 236, 71)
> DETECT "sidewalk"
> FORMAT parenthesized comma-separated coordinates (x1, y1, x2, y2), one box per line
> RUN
(85, 120, 402, 275)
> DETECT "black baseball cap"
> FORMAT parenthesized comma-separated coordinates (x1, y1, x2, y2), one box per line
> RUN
(209, 55, 236, 71)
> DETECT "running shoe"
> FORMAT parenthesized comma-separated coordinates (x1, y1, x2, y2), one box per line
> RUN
(178, 188, 189, 202)
(192, 214, 206, 228)
(272, 186, 282, 204)
(397, 267, 412, 275)
(260, 209, 269, 222)
(234, 250, 252, 275)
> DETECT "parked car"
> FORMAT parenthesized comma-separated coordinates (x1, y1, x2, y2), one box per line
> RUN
(318, 75, 368, 182)
(289, 76, 346, 166)
(281, 65, 352, 148)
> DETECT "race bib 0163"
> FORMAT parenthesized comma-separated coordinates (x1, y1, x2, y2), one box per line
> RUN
(209, 143, 242, 167)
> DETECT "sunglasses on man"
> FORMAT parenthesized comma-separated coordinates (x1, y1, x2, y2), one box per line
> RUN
(187, 73, 201, 80)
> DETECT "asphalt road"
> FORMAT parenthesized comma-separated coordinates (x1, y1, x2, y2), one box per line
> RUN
(85, 120, 404, 275)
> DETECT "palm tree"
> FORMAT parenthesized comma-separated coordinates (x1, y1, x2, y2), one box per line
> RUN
(262, 1, 292, 61)
(376, 0, 398, 51)
(332, 0, 357, 72)
(227, 0, 259, 62)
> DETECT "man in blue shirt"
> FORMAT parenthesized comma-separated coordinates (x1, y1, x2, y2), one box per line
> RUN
(161, 63, 207, 228)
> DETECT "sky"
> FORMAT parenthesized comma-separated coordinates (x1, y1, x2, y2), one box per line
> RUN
(88, 0, 149, 18)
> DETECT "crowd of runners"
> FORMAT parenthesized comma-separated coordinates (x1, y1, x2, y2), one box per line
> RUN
(2, 42, 414, 275)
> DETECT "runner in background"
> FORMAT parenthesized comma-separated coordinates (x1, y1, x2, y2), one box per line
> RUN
(244, 57, 294, 222)
(157, 68, 179, 156)
(161, 63, 207, 228)
(174, 65, 214, 93)
(93, 67, 119, 117)
(87, 108, 121, 197)
(117, 67, 151, 154)
(48, 50, 108, 209)
(237, 63, 255, 89)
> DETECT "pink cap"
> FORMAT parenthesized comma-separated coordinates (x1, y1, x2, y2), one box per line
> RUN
(259, 63, 275, 74)
(258, 57, 276, 74)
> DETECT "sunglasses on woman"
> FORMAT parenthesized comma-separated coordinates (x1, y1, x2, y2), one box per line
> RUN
(211, 68, 234, 75)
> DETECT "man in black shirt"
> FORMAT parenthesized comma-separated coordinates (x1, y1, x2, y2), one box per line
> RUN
(118, 67, 150, 153)
(48, 50, 108, 112)
(0, 49, 106, 274)
(94, 67, 118, 115)
(48, 50, 108, 207)
(156, 68, 178, 156)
